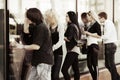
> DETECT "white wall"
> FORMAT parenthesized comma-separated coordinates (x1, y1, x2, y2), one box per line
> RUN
(0, 0, 4, 9)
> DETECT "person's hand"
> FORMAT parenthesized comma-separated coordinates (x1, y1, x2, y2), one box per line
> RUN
(64, 37, 70, 42)
(15, 42, 24, 49)
(10, 41, 17, 47)
(84, 31, 90, 36)
(82, 31, 86, 35)
(10, 41, 24, 49)
(52, 45, 55, 51)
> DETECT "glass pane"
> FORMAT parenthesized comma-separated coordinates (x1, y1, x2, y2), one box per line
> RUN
(0, 0, 6, 80)
(0, 9, 4, 79)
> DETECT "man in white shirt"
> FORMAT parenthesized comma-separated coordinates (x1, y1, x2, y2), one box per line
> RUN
(98, 12, 120, 80)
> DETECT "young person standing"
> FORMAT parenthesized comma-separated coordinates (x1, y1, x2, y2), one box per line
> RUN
(61, 11, 81, 80)
(15, 8, 54, 80)
(98, 12, 120, 80)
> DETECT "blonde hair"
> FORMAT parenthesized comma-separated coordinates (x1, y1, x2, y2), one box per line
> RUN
(44, 9, 58, 27)
(88, 10, 100, 24)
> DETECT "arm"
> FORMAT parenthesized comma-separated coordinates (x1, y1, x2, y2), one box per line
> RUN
(85, 31, 101, 38)
(15, 43, 40, 50)
(16, 24, 45, 51)
(52, 24, 65, 51)
(64, 37, 70, 42)
(85, 23, 101, 38)
(24, 44, 40, 50)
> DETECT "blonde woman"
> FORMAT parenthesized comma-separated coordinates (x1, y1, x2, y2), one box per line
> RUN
(45, 9, 65, 80)
(84, 11, 101, 80)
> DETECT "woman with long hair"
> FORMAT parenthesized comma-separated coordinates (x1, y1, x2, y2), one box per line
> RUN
(84, 11, 101, 80)
(61, 11, 81, 80)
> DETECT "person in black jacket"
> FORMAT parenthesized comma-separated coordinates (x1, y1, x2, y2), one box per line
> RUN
(14, 8, 54, 80)
(84, 11, 101, 80)
(61, 11, 81, 80)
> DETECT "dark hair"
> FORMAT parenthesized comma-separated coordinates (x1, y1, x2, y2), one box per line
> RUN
(67, 11, 79, 27)
(98, 12, 107, 19)
(67, 11, 81, 39)
(81, 12, 87, 19)
(26, 8, 43, 25)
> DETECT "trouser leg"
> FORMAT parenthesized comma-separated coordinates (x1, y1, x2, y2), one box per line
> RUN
(51, 55, 62, 80)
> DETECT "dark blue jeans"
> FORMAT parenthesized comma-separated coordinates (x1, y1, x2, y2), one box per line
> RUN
(105, 43, 120, 80)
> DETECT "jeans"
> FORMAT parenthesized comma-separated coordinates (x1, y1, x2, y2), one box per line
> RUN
(87, 44, 99, 80)
(51, 55, 62, 80)
(27, 63, 52, 80)
(105, 43, 120, 80)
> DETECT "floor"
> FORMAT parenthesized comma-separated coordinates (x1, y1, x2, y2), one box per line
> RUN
(70, 64, 120, 80)
(61, 44, 120, 80)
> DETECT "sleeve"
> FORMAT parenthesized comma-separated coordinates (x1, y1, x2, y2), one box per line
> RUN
(53, 24, 65, 51)
(22, 32, 32, 45)
(102, 22, 112, 40)
(96, 23, 101, 36)
(32, 25, 45, 47)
